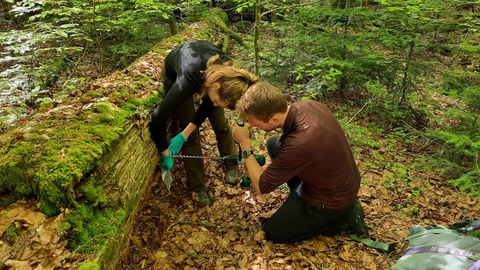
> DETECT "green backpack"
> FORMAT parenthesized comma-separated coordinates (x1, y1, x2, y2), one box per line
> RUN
(391, 220, 480, 270)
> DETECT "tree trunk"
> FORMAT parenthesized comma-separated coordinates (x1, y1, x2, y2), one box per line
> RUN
(400, 40, 415, 106)
(254, 0, 261, 76)
(168, 13, 178, 35)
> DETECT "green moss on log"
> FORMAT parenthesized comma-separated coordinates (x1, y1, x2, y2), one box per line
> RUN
(0, 101, 130, 212)
(202, 7, 229, 23)
(62, 204, 125, 253)
(77, 262, 100, 270)
(0, 16, 238, 264)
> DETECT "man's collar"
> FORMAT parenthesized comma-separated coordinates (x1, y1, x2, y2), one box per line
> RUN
(282, 104, 296, 133)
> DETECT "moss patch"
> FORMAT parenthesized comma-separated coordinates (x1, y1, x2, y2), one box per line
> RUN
(0, 17, 231, 259)
(62, 204, 125, 253)
(77, 261, 101, 270)
(0, 102, 130, 214)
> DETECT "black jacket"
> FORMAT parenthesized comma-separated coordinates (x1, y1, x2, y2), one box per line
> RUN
(149, 40, 228, 152)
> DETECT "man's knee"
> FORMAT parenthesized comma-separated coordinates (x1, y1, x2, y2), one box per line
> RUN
(266, 136, 281, 159)
(262, 219, 298, 244)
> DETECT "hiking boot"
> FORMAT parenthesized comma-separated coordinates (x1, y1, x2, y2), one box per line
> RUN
(347, 199, 369, 236)
(196, 189, 212, 206)
(224, 165, 238, 185)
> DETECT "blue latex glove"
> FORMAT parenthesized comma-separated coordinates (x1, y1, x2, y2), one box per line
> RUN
(160, 153, 174, 171)
(168, 132, 187, 155)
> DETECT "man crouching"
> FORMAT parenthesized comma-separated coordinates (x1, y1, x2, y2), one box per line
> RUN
(232, 81, 368, 243)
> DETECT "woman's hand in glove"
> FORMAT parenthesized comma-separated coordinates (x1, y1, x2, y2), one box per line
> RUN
(168, 132, 187, 155)
(160, 152, 174, 171)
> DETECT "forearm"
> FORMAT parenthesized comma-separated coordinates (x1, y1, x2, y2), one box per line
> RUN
(149, 110, 169, 153)
(181, 122, 198, 139)
(150, 83, 192, 153)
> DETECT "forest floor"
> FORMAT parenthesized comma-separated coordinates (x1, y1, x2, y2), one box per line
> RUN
(115, 110, 479, 270)
(1, 27, 478, 269)
(1, 102, 478, 270)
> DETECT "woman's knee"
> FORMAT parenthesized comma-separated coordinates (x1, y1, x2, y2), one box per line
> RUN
(212, 121, 231, 135)
(209, 111, 231, 134)
(184, 129, 200, 146)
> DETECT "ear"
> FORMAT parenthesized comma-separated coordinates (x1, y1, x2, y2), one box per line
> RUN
(270, 114, 280, 125)
(211, 82, 221, 91)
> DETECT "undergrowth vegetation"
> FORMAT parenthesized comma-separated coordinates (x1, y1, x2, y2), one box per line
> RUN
(0, 0, 478, 255)
(243, 0, 479, 198)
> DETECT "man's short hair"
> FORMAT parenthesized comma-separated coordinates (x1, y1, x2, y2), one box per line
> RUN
(236, 81, 288, 122)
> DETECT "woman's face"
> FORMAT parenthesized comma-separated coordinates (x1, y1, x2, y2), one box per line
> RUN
(208, 88, 230, 109)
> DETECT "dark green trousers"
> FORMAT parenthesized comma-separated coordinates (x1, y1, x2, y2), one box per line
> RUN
(173, 98, 237, 191)
(162, 69, 237, 191)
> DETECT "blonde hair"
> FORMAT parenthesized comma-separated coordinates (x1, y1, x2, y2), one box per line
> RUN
(202, 55, 259, 110)
(236, 81, 288, 122)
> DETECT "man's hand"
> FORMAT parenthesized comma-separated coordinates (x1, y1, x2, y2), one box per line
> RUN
(160, 152, 174, 171)
(233, 121, 264, 194)
(169, 132, 187, 155)
(232, 122, 250, 146)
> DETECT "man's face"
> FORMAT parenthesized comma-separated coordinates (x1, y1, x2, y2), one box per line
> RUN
(245, 114, 277, 131)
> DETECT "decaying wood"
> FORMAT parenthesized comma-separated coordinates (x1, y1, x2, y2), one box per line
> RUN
(0, 13, 242, 269)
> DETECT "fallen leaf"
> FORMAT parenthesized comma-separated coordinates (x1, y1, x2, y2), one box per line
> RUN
(238, 255, 248, 269)
(4, 260, 32, 270)
(254, 230, 264, 241)
(233, 244, 244, 252)
(362, 252, 374, 263)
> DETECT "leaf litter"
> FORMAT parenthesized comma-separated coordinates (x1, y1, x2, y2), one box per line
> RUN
(0, 201, 83, 269)
(117, 118, 479, 269)
(1, 115, 478, 269)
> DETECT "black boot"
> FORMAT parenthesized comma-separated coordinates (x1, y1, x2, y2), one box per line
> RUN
(347, 199, 369, 236)
(224, 165, 239, 185)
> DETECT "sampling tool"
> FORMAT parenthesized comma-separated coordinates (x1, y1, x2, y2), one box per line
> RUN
(239, 154, 266, 190)
(160, 120, 265, 190)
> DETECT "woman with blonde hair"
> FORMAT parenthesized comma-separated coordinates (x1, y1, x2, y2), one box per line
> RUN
(149, 40, 258, 206)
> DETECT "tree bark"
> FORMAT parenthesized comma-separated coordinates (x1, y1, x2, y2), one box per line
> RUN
(168, 13, 178, 35)
(400, 40, 415, 106)
(254, 0, 261, 76)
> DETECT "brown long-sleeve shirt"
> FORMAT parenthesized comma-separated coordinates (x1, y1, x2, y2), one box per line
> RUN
(259, 100, 360, 210)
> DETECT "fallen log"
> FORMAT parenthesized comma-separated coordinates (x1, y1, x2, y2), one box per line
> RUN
(0, 9, 244, 269)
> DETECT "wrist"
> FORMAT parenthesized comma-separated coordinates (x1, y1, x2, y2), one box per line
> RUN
(161, 149, 170, 156)
(183, 123, 197, 139)
(180, 132, 187, 141)
(241, 149, 255, 159)
(240, 140, 252, 151)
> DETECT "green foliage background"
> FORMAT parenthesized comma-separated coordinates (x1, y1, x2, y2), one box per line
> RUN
(249, 0, 479, 197)
(1, 0, 479, 253)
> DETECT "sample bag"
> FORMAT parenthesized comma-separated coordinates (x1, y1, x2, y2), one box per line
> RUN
(391, 220, 480, 270)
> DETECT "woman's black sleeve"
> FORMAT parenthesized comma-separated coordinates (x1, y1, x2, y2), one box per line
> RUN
(192, 97, 215, 127)
(149, 77, 195, 153)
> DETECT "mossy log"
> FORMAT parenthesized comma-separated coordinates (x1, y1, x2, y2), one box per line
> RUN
(210, 17, 245, 46)
(0, 10, 242, 269)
